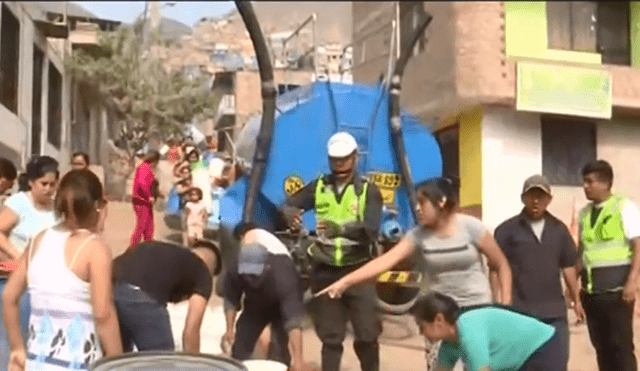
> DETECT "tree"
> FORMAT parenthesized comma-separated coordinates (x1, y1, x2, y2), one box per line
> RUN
(65, 27, 218, 158)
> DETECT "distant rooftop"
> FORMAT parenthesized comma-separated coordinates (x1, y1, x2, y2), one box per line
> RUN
(24, 1, 97, 20)
(24, 2, 122, 24)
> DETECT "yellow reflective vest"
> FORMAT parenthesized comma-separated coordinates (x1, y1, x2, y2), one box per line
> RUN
(310, 177, 369, 266)
(579, 195, 633, 293)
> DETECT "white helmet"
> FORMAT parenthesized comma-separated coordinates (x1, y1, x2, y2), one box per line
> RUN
(327, 132, 358, 158)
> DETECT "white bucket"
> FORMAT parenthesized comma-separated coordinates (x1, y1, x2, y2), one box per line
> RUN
(242, 360, 288, 371)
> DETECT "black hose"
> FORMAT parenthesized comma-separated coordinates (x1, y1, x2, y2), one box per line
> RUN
(389, 13, 433, 222)
(235, 1, 277, 225)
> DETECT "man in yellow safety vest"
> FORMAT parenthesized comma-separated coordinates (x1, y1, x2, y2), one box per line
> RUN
(282, 132, 383, 371)
(578, 160, 640, 371)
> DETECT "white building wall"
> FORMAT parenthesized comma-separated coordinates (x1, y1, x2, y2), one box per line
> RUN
(481, 106, 542, 231)
(597, 117, 640, 206)
(480, 107, 640, 234)
(541, 118, 640, 233)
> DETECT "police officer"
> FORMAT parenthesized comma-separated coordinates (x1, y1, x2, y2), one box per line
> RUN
(579, 160, 640, 371)
(282, 132, 383, 371)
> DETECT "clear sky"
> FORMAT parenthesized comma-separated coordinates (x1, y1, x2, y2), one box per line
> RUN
(73, 1, 236, 27)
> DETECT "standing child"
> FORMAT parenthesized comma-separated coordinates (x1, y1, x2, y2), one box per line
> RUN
(183, 187, 207, 246)
(174, 164, 192, 205)
(130, 151, 160, 246)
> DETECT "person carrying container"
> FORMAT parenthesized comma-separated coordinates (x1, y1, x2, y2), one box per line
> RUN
(281, 132, 383, 371)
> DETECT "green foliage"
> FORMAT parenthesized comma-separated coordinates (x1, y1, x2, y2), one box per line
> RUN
(65, 28, 218, 156)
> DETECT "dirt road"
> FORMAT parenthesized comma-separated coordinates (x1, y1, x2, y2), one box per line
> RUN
(103, 201, 621, 370)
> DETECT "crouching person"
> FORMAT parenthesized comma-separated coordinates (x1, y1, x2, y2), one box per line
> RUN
(223, 224, 315, 371)
(411, 292, 565, 371)
(113, 240, 220, 353)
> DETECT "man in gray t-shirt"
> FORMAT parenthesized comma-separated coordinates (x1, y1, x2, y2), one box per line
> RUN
(409, 214, 493, 308)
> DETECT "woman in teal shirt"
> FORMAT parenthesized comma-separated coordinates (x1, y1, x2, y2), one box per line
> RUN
(411, 292, 560, 371)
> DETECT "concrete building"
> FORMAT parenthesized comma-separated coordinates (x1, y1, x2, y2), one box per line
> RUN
(25, 2, 123, 186)
(0, 2, 73, 171)
(353, 2, 640, 231)
(164, 5, 353, 152)
(211, 69, 315, 153)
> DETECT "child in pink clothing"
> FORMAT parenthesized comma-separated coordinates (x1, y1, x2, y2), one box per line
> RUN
(130, 151, 161, 246)
(183, 187, 207, 246)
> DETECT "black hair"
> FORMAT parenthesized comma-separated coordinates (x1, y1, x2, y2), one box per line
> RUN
(192, 239, 222, 276)
(189, 186, 203, 200)
(0, 158, 17, 180)
(17, 173, 29, 192)
(415, 177, 458, 212)
(72, 152, 90, 166)
(25, 156, 59, 182)
(55, 169, 104, 229)
(582, 160, 613, 187)
(186, 147, 200, 161)
(143, 150, 160, 164)
(409, 292, 460, 325)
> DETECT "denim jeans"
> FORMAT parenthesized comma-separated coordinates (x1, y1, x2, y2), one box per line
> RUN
(0, 277, 31, 371)
(113, 282, 174, 352)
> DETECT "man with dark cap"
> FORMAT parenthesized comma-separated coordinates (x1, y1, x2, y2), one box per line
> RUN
(222, 224, 315, 371)
(493, 174, 585, 371)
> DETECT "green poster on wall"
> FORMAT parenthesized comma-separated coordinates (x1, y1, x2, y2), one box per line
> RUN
(516, 62, 612, 119)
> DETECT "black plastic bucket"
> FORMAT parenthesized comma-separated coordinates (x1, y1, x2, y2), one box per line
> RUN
(91, 352, 248, 371)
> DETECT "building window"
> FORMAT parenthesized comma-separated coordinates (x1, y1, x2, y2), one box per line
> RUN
(32, 46, 45, 155)
(546, 2, 630, 65)
(0, 4, 21, 114)
(277, 84, 300, 95)
(435, 125, 460, 199)
(541, 115, 597, 186)
(48, 62, 63, 149)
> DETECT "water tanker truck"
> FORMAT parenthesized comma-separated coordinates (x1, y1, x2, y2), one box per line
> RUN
(212, 2, 441, 315)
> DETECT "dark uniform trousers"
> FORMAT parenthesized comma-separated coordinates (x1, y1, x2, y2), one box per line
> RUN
(311, 262, 381, 371)
(581, 291, 637, 371)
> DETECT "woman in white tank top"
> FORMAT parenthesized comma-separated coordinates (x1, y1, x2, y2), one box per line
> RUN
(2, 169, 122, 370)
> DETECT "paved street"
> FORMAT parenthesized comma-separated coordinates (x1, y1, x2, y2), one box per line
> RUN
(103, 201, 626, 371)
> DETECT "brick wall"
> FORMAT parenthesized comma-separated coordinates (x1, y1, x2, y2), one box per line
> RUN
(352, 2, 395, 84)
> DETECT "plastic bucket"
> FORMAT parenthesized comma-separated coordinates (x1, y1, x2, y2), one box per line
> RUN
(243, 360, 288, 371)
(91, 352, 248, 371)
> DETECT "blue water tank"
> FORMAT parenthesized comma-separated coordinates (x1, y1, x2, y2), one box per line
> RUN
(220, 81, 443, 235)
